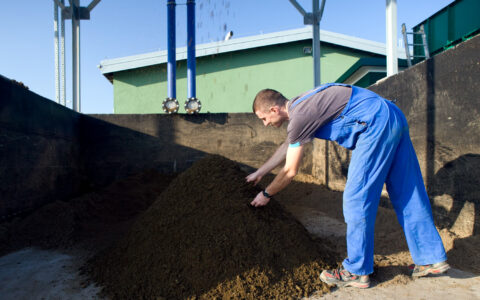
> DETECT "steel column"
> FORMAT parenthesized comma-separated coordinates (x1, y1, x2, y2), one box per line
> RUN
(187, 0, 196, 99)
(289, 0, 325, 88)
(312, 0, 320, 87)
(312, 0, 325, 87)
(54, 1, 60, 104)
(167, 0, 176, 100)
(312, 0, 326, 87)
(72, 0, 81, 112)
(386, 0, 398, 76)
(61, 0, 66, 106)
(53, 0, 100, 110)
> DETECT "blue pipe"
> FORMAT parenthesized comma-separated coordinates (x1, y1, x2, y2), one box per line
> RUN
(167, 0, 176, 99)
(187, 0, 196, 99)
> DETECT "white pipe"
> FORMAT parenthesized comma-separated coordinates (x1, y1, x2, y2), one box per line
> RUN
(61, 0, 66, 106)
(54, 1, 60, 103)
(72, 0, 80, 112)
(386, 0, 398, 76)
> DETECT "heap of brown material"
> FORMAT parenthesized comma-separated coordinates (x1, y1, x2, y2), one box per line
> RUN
(86, 155, 337, 299)
(0, 170, 175, 255)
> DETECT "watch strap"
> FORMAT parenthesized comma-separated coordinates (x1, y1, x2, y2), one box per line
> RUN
(262, 189, 272, 198)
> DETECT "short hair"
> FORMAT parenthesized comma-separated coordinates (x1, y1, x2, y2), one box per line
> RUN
(252, 89, 288, 113)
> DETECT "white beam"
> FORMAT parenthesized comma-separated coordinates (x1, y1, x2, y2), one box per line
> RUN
(54, 1, 60, 104)
(72, 0, 80, 112)
(386, 0, 398, 76)
(61, 0, 66, 106)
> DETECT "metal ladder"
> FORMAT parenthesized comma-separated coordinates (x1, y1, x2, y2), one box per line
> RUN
(401, 23, 430, 67)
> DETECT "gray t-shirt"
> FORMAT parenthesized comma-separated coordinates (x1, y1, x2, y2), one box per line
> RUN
(287, 85, 351, 145)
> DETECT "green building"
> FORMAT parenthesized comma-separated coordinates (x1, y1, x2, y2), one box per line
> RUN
(99, 27, 406, 114)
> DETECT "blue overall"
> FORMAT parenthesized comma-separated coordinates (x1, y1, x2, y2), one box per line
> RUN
(291, 83, 447, 275)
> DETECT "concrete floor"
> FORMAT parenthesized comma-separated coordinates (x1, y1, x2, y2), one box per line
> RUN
(1, 196, 479, 300)
(0, 248, 99, 300)
(1, 236, 479, 300)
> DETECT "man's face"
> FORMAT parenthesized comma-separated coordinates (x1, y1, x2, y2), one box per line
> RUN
(255, 106, 285, 128)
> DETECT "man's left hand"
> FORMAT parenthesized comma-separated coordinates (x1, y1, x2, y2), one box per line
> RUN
(250, 191, 270, 207)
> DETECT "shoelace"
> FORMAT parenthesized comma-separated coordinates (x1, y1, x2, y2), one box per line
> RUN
(332, 267, 352, 280)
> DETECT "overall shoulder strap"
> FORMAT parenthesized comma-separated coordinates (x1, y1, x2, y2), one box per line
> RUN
(290, 83, 350, 109)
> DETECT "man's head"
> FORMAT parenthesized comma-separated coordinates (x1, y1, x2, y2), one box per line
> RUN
(252, 89, 289, 127)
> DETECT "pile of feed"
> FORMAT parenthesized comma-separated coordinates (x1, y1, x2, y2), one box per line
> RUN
(86, 155, 338, 299)
(0, 170, 175, 255)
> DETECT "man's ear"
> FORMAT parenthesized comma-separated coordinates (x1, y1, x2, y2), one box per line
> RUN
(270, 105, 279, 113)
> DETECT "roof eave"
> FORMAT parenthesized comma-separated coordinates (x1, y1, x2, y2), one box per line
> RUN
(99, 27, 407, 82)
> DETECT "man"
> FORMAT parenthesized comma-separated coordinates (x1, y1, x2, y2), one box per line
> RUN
(246, 83, 449, 288)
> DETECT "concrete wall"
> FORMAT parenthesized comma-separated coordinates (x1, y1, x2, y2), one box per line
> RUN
(86, 113, 313, 184)
(368, 34, 480, 194)
(0, 76, 83, 219)
(370, 33, 480, 234)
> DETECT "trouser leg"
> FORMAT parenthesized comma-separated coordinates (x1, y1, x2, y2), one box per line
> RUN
(385, 130, 447, 265)
(342, 148, 394, 274)
(342, 104, 400, 275)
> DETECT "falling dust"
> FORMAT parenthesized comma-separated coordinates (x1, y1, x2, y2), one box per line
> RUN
(197, 0, 233, 43)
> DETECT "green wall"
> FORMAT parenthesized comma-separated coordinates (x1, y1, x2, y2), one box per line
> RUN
(413, 0, 480, 56)
(113, 41, 380, 114)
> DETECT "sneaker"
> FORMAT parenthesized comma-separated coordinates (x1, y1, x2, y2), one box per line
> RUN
(320, 266, 370, 288)
(411, 261, 451, 277)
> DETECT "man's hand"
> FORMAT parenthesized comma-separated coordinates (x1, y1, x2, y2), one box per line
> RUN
(249, 144, 304, 208)
(250, 191, 270, 207)
(246, 170, 263, 186)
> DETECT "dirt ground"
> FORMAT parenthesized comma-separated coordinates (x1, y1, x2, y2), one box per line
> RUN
(0, 155, 479, 299)
(273, 173, 480, 280)
(271, 174, 480, 299)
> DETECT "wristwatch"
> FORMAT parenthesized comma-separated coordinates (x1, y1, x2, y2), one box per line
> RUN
(262, 189, 272, 199)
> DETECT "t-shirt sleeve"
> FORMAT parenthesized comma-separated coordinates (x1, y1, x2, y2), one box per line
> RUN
(287, 112, 317, 146)
(286, 85, 350, 146)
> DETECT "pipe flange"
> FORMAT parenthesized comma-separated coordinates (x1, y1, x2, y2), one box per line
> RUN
(184, 97, 202, 114)
(163, 98, 179, 114)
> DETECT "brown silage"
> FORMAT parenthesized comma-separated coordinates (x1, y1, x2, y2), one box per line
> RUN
(86, 155, 337, 299)
(0, 169, 175, 255)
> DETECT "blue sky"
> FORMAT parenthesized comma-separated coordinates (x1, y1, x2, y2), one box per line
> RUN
(0, 0, 454, 113)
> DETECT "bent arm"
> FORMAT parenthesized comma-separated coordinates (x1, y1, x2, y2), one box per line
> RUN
(257, 141, 289, 176)
(265, 144, 304, 195)
(246, 141, 288, 185)
(250, 144, 304, 207)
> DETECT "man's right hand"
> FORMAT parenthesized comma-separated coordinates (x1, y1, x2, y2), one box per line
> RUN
(246, 171, 263, 186)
